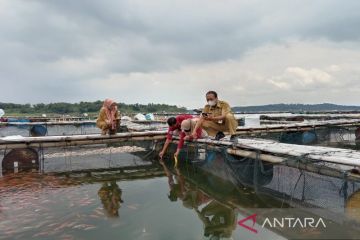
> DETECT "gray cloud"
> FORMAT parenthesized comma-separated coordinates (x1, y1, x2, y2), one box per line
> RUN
(0, 0, 360, 106)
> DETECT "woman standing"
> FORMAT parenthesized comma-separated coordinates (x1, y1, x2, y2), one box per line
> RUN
(96, 99, 120, 135)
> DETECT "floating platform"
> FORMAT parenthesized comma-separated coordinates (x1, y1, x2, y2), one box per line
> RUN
(234, 119, 360, 135)
(0, 131, 167, 149)
(0, 120, 96, 126)
(260, 113, 360, 121)
(1, 125, 360, 170)
(4, 116, 89, 122)
(1, 119, 360, 180)
(2, 118, 359, 133)
(0, 119, 168, 127)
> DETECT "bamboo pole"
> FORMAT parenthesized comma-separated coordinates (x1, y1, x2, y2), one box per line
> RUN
(0, 120, 96, 126)
(132, 120, 167, 124)
(0, 119, 168, 126)
(0, 131, 168, 149)
(226, 148, 284, 163)
(234, 119, 360, 135)
(260, 113, 360, 120)
(45, 170, 166, 183)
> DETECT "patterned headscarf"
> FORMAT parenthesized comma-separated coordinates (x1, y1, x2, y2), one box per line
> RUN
(102, 99, 118, 130)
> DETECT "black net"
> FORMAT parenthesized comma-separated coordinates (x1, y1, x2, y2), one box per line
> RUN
(177, 142, 360, 213)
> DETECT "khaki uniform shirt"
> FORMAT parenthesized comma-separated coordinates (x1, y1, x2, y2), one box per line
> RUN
(203, 100, 233, 118)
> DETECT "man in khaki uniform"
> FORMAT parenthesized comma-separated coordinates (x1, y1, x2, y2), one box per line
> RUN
(193, 91, 238, 140)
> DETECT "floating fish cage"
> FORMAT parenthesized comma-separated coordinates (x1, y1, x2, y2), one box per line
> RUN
(0, 123, 99, 137)
(0, 139, 161, 176)
(165, 154, 360, 239)
(172, 142, 360, 217)
(234, 125, 360, 150)
(0, 120, 167, 137)
(2, 130, 360, 239)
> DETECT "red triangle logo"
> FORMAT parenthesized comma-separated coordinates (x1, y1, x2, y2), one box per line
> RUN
(238, 214, 258, 234)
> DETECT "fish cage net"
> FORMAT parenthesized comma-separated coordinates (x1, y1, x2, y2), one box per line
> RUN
(176, 142, 360, 217)
(0, 122, 167, 137)
(235, 125, 360, 149)
(0, 140, 160, 176)
(0, 125, 101, 137)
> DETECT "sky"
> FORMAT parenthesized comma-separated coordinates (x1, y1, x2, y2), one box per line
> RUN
(0, 0, 360, 109)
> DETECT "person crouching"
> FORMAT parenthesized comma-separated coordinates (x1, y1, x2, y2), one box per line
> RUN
(159, 114, 193, 159)
(193, 91, 238, 141)
(174, 118, 208, 158)
(96, 99, 120, 135)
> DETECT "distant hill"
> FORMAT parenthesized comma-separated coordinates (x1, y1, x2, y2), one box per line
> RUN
(232, 103, 360, 113)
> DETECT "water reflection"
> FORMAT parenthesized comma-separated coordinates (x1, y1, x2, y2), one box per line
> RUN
(98, 181, 123, 217)
(160, 160, 238, 239)
(159, 144, 360, 239)
(160, 160, 185, 202)
(197, 201, 237, 239)
(2, 147, 360, 239)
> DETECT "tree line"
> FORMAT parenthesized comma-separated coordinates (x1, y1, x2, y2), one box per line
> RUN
(0, 101, 187, 114)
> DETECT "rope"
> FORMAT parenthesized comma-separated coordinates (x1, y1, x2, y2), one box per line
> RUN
(339, 171, 349, 200)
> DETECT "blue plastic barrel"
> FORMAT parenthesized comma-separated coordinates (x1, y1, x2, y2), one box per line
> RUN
(280, 131, 317, 145)
(302, 131, 318, 145)
(30, 125, 48, 137)
(7, 118, 30, 123)
(355, 127, 360, 140)
(279, 132, 303, 144)
(145, 113, 155, 121)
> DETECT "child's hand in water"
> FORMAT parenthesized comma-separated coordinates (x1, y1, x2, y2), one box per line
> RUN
(174, 149, 180, 159)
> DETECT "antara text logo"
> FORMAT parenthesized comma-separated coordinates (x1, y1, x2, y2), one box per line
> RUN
(237, 214, 327, 234)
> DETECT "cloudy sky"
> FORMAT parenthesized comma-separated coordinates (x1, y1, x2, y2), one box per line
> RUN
(1, 0, 360, 108)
